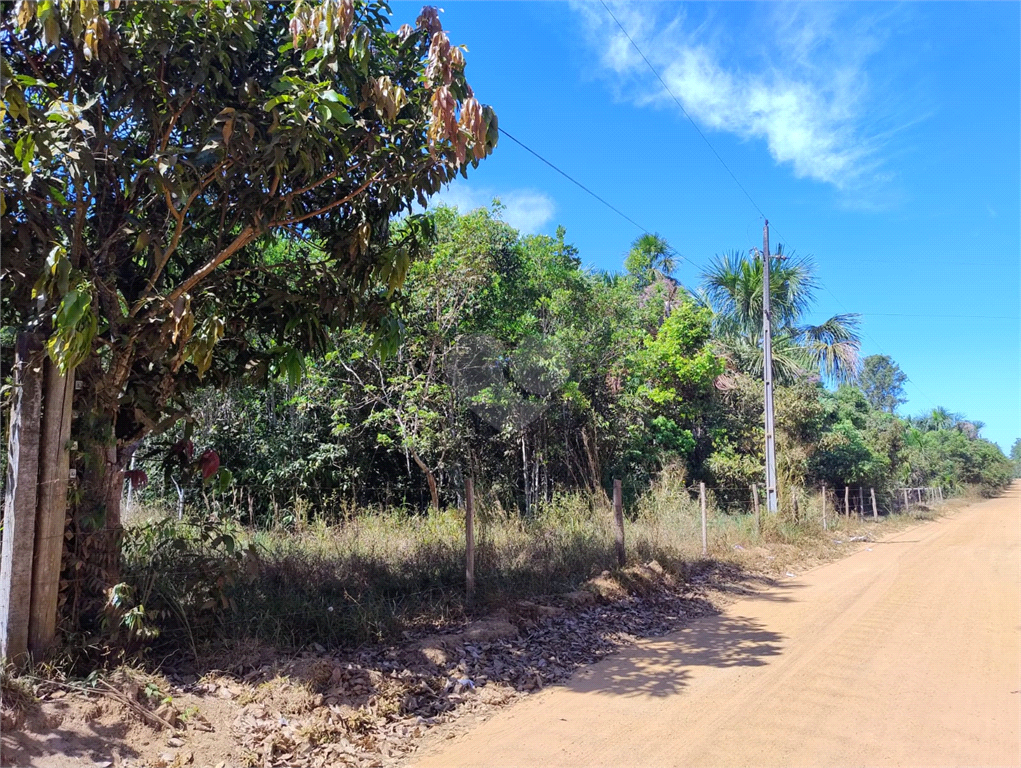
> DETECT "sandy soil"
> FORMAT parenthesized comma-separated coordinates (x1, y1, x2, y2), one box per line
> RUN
(413, 485, 1021, 768)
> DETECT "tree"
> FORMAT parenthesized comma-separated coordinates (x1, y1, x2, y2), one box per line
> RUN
(859, 354, 907, 413)
(902, 426, 1012, 495)
(624, 233, 676, 288)
(909, 406, 962, 433)
(1011, 438, 1021, 478)
(636, 299, 723, 469)
(1, 0, 496, 635)
(700, 249, 861, 385)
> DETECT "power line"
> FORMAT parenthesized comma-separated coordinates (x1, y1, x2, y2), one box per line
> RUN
(497, 127, 651, 235)
(599, 0, 767, 222)
(500, 20, 990, 416)
(767, 225, 944, 412)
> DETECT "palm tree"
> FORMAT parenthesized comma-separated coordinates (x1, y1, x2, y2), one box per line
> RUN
(625, 233, 677, 286)
(699, 248, 861, 385)
(910, 406, 970, 433)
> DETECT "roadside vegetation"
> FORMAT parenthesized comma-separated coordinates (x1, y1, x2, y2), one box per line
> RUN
(111, 476, 964, 660)
(86, 201, 1012, 671)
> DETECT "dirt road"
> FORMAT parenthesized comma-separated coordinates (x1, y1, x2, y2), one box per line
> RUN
(415, 487, 1021, 768)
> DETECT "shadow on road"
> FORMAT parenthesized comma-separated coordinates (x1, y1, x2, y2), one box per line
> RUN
(693, 561, 807, 604)
(567, 613, 785, 699)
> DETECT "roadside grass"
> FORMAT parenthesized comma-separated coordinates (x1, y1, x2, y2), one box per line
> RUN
(109, 479, 968, 663)
(0, 663, 37, 730)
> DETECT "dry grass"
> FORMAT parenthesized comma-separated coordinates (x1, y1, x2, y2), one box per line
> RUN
(120, 479, 960, 657)
(1, 664, 37, 730)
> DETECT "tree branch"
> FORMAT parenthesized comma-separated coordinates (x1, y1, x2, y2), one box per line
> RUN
(163, 224, 259, 306)
(276, 171, 382, 227)
(139, 159, 233, 302)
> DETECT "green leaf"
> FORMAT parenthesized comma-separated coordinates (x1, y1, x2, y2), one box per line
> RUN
(322, 100, 353, 124)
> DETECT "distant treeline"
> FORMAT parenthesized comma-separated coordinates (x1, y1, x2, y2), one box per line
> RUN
(134, 206, 1014, 521)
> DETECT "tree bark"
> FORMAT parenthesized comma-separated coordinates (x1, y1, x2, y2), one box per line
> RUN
(410, 450, 439, 511)
(62, 407, 125, 632)
(1, 333, 45, 664)
(580, 426, 601, 495)
(29, 358, 75, 656)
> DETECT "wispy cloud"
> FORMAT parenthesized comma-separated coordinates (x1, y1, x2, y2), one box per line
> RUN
(572, 2, 907, 193)
(431, 182, 557, 234)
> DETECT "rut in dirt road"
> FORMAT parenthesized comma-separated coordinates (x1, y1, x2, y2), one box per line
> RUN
(413, 486, 1021, 768)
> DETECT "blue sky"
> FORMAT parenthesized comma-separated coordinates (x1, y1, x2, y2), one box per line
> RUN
(394, 1, 1021, 452)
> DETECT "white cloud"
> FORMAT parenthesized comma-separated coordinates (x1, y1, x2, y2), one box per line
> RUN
(430, 182, 557, 234)
(572, 2, 902, 192)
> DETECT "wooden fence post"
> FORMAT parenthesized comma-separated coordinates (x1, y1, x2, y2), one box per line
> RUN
(902, 488, 908, 511)
(1, 333, 45, 664)
(751, 484, 760, 535)
(699, 482, 708, 557)
(938, 487, 944, 503)
(844, 486, 849, 517)
(821, 485, 827, 531)
(29, 360, 76, 656)
(870, 488, 878, 521)
(612, 479, 625, 568)
(465, 477, 476, 603)
(857, 487, 863, 519)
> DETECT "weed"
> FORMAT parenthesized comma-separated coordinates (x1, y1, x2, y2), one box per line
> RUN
(1, 664, 36, 719)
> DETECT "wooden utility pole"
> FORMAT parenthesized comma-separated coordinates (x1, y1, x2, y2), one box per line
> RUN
(751, 484, 760, 535)
(699, 482, 708, 556)
(761, 221, 778, 514)
(821, 485, 827, 531)
(465, 477, 476, 603)
(612, 479, 625, 567)
(29, 360, 75, 655)
(870, 488, 878, 521)
(1, 333, 45, 664)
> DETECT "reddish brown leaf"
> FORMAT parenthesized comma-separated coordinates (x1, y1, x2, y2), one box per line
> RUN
(199, 449, 220, 480)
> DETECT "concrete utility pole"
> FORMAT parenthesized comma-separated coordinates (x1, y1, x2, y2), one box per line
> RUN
(761, 221, 778, 513)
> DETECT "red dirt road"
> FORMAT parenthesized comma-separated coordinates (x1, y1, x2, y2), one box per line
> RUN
(414, 487, 1021, 768)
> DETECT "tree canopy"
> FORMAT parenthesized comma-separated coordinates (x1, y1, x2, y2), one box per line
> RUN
(130, 204, 1013, 529)
(0, 0, 499, 628)
(859, 354, 908, 413)
(700, 249, 861, 385)
(2, 0, 496, 418)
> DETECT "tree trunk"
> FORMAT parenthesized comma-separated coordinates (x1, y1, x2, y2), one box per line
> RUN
(1, 332, 45, 664)
(580, 426, 602, 497)
(521, 433, 529, 514)
(62, 409, 125, 632)
(410, 450, 439, 511)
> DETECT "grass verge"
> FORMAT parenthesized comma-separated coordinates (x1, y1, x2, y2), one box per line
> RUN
(103, 480, 973, 664)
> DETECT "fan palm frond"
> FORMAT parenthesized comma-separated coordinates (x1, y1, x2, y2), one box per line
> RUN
(701, 250, 858, 386)
(701, 248, 817, 336)
(796, 313, 862, 384)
